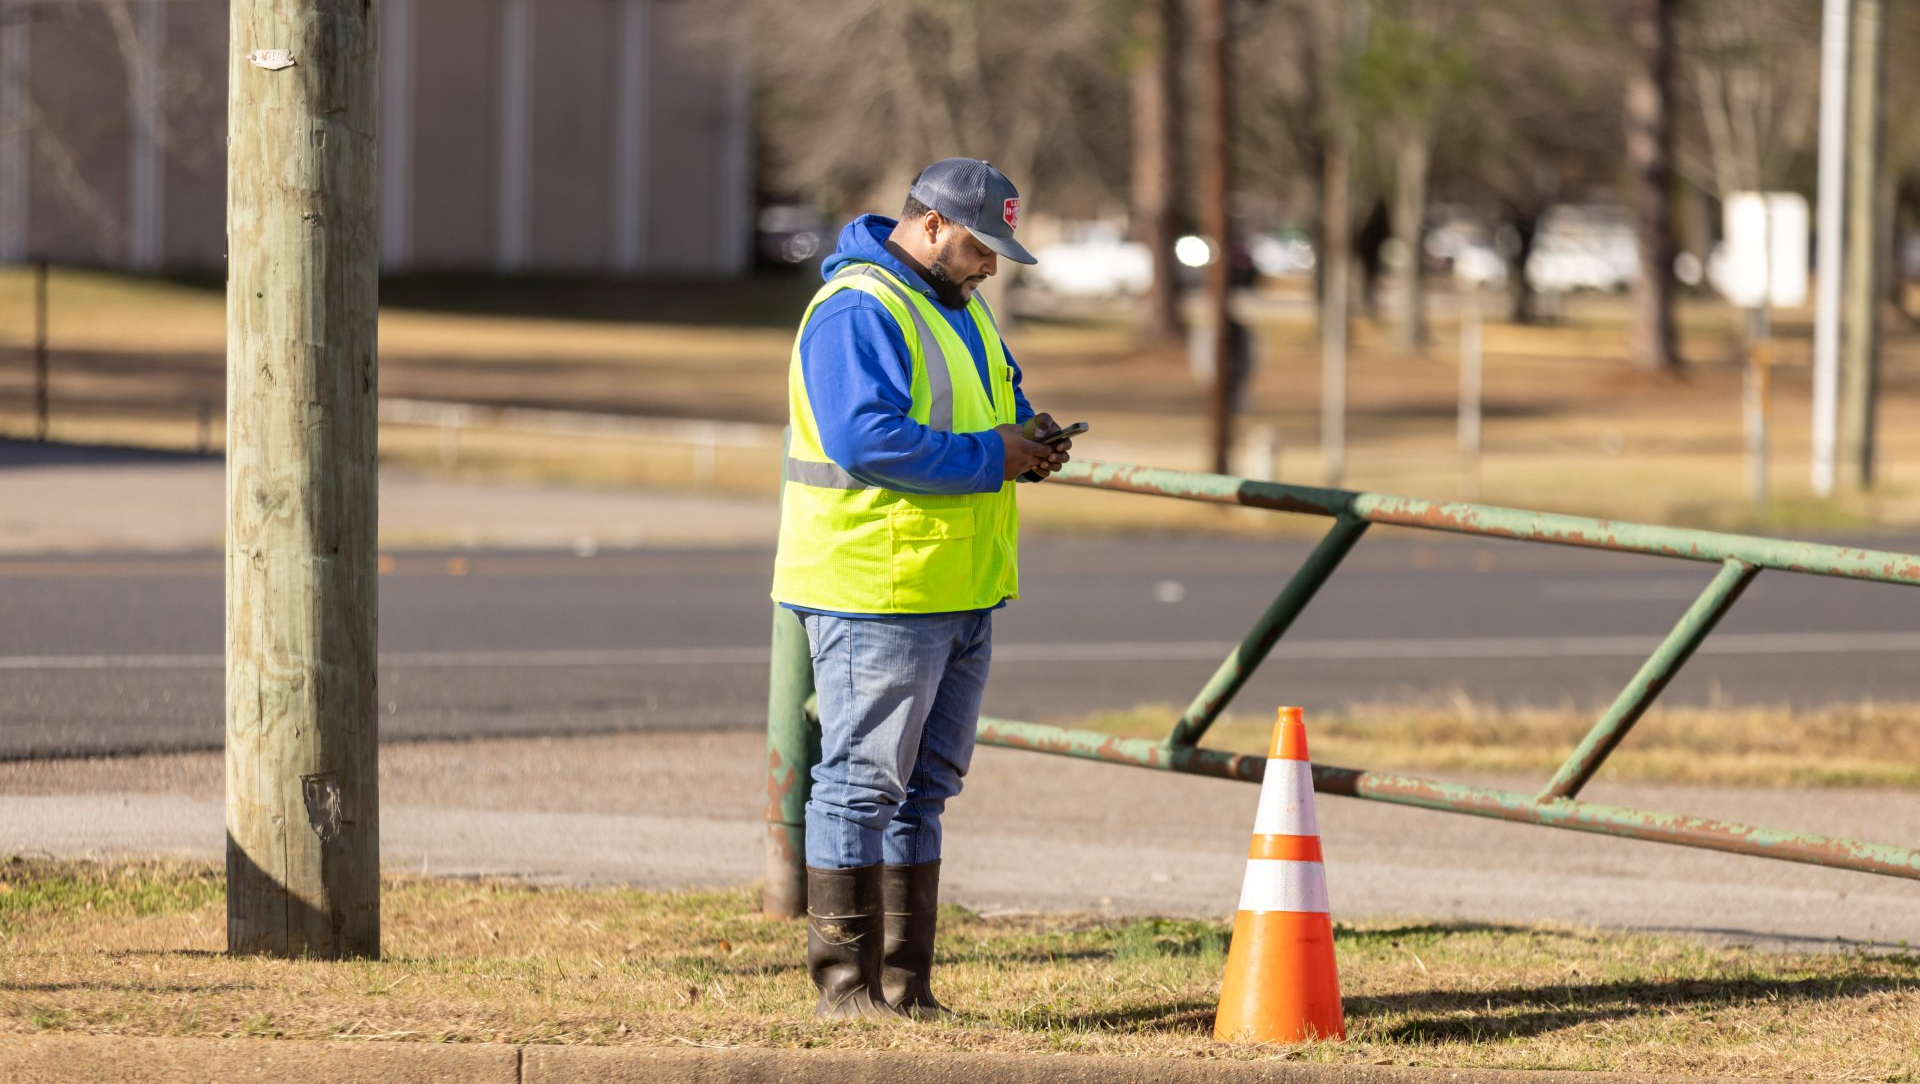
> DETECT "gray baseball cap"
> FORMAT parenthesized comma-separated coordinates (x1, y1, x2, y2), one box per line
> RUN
(906, 158, 1037, 265)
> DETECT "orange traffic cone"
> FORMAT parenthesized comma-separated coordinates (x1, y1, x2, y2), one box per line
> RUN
(1213, 705, 1345, 1043)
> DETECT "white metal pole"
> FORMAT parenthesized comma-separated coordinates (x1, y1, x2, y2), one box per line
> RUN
(1810, 0, 1851, 497)
(1458, 301, 1482, 498)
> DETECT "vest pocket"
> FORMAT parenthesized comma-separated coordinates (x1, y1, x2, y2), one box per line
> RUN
(889, 507, 976, 611)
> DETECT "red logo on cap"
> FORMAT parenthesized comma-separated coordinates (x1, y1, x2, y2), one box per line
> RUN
(1003, 198, 1020, 230)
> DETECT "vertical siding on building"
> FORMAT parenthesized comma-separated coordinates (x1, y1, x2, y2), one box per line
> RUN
(529, 0, 615, 273)
(0, 0, 30, 263)
(379, 0, 415, 270)
(644, 1, 743, 277)
(610, 0, 651, 275)
(158, 0, 226, 268)
(6, 0, 747, 276)
(28, 3, 129, 264)
(124, 0, 165, 271)
(410, 0, 499, 271)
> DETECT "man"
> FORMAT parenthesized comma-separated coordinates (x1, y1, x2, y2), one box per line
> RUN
(770, 158, 1071, 1019)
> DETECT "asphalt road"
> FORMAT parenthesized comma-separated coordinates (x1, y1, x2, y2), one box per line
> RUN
(5, 533, 1920, 759)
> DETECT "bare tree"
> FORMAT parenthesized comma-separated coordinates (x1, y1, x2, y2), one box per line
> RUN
(1626, 0, 1681, 374)
(741, 0, 1131, 216)
(1130, 0, 1184, 344)
(1345, 0, 1476, 352)
(1681, 0, 1819, 198)
(1458, 0, 1624, 324)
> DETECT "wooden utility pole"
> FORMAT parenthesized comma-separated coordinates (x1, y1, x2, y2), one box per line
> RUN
(1199, 0, 1235, 475)
(1841, 0, 1885, 490)
(1131, 0, 1184, 345)
(1625, 0, 1679, 374)
(225, 0, 380, 959)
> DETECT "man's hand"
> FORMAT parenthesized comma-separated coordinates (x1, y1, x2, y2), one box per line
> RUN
(1002, 414, 1073, 482)
(1029, 412, 1075, 475)
(995, 422, 1061, 481)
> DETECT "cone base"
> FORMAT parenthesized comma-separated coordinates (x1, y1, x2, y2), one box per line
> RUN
(1213, 909, 1345, 1043)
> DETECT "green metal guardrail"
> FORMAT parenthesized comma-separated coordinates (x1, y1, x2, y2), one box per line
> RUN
(763, 458, 1920, 917)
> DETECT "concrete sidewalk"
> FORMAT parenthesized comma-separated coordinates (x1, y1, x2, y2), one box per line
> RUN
(0, 439, 777, 553)
(0, 1034, 1779, 1084)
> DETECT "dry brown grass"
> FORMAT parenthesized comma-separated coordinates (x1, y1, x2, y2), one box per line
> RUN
(5, 266, 1920, 532)
(1075, 698, 1920, 788)
(1, 860, 1915, 1078)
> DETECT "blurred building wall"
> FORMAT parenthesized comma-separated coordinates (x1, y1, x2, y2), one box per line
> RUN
(0, 0, 752, 276)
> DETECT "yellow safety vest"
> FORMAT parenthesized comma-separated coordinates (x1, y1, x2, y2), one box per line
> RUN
(771, 263, 1020, 614)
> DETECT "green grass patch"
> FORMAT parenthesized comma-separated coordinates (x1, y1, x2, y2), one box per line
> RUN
(1, 861, 1916, 1077)
(0, 859, 222, 925)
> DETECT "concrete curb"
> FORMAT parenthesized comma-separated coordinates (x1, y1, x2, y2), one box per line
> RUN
(0, 1035, 1796, 1084)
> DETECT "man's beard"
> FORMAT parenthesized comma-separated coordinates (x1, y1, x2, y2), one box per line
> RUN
(925, 240, 977, 309)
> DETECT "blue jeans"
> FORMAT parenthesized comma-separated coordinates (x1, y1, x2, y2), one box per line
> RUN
(801, 610, 992, 869)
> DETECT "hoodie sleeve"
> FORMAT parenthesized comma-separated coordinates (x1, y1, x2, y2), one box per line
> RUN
(798, 293, 1007, 495)
(1009, 346, 1034, 425)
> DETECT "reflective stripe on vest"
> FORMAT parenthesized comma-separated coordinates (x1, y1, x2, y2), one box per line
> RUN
(770, 261, 1020, 615)
(782, 265, 955, 490)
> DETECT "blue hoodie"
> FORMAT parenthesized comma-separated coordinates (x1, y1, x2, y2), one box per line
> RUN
(799, 215, 1034, 496)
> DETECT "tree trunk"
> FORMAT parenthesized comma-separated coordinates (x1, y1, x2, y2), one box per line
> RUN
(1199, 0, 1235, 475)
(1625, 0, 1680, 374)
(1389, 131, 1431, 351)
(1355, 198, 1391, 320)
(1504, 207, 1539, 325)
(1132, 0, 1184, 344)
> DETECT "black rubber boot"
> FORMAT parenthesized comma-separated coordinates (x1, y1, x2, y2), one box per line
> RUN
(880, 861, 954, 1019)
(805, 864, 886, 1019)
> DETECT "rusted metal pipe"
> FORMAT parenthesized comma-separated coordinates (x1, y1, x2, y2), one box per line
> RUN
(974, 716, 1920, 881)
(1050, 459, 1920, 586)
(977, 716, 1267, 782)
(1541, 558, 1760, 801)
(1166, 517, 1369, 748)
(1317, 763, 1920, 881)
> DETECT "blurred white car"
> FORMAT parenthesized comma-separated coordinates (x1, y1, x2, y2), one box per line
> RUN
(1526, 205, 1639, 293)
(1028, 223, 1153, 297)
(1249, 231, 1316, 276)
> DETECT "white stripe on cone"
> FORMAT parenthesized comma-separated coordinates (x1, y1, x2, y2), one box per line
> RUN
(1251, 759, 1318, 837)
(1235, 858, 1330, 914)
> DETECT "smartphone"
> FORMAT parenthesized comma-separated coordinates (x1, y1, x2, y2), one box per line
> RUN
(1020, 422, 1088, 482)
(1039, 421, 1090, 446)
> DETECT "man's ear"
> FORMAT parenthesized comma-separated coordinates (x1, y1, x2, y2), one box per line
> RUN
(920, 211, 947, 244)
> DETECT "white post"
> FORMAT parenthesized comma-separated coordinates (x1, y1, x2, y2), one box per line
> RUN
(1244, 422, 1279, 482)
(1458, 302, 1482, 497)
(1810, 0, 1851, 497)
(694, 424, 717, 486)
(1744, 306, 1771, 508)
